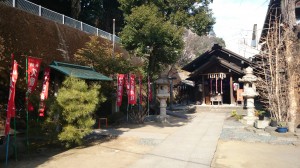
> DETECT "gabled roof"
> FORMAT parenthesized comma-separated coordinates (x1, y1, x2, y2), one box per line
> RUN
(182, 44, 251, 73)
(187, 56, 245, 81)
(49, 61, 112, 81)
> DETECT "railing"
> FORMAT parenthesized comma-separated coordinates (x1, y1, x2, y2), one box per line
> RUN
(1, 0, 120, 43)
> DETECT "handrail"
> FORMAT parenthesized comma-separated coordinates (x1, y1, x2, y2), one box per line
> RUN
(1, 0, 120, 43)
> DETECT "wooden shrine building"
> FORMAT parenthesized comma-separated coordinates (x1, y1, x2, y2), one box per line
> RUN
(182, 44, 251, 105)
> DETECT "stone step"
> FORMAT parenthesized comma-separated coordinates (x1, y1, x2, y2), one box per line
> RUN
(196, 105, 247, 114)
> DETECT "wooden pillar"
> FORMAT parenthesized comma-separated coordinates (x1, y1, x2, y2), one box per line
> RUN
(230, 75, 235, 104)
(202, 75, 205, 104)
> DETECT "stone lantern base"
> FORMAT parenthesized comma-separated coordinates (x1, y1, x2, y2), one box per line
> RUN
(155, 77, 170, 123)
(241, 116, 258, 125)
(156, 115, 169, 123)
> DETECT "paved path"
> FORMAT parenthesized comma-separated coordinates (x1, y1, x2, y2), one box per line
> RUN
(7, 111, 227, 168)
(129, 112, 227, 168)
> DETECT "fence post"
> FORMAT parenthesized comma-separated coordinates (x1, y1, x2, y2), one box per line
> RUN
(39, 5, 41, 16)
(97, 28, 99, 36)
(62, 15, 65, 24)
(80, 22, 83, 31)
(12, 0, 15, 7)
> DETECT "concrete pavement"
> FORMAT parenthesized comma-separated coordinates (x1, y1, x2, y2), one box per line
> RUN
(129, 112, 227, 168)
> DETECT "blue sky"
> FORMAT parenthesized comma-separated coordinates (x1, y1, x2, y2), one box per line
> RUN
(210, 0, 269, 58)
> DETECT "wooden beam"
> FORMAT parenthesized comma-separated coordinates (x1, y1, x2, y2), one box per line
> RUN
(230, 75, 235, 104)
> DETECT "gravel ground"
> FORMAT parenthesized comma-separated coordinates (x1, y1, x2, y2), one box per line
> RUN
(220, 118, 300, 145)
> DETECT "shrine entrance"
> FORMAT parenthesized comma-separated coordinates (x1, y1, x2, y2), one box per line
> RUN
(198, 73, 232, 105)
(182, 44, 251, 105)
(207, 73, 227, 105)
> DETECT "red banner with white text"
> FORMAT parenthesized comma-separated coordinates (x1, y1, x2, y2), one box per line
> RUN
(129, 74, 136, 105)
(125, 74, 130, 102)
(116, 74, 125, 106)
(39, 67, 50, 116)
(27, 57, 42, 94)
(5, 60, 18, 136)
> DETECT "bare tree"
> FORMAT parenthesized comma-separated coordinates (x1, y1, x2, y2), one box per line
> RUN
(254, 18, 289, 122)
(254, 1, 300, 132)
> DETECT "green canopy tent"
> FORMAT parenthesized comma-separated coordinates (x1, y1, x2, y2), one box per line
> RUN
(49, 61, 112, 81)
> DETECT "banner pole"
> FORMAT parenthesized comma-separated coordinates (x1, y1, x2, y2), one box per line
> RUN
(13, 117, 17, 161)
(147, 75, 150, 117)
(138, 76, 140, 113)
(25, 56, 29, 152)
(5, 135, 10, 166)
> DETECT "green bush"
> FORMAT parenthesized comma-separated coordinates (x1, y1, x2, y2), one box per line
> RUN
(231, 110, 237, 117)
(231, 110, 242, 120)
(234, 114, 243, 120)
(48, 77, 105, 147)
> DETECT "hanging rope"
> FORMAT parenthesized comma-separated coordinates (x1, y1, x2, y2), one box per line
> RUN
(221, 79, 223, 94)
(208, 73, 227, 95)
(216, 77, 218, 94)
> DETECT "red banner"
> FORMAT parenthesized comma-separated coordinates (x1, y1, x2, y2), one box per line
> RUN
(28, 101, 34, 112)
(39, 67, 50, 116)
(27, 57, 42, 94)
(5, 60, 18, 136)
(116, 74, 125, 107)
(125, 74, 130, 103)
(139, 76, 142, 105)
(129, 74, 136, 105)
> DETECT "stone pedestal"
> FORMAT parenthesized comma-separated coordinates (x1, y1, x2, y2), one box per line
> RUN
(254, 120, 270, 129)
(246, 98, 255, 116)
(241, 116, 258, 125)
(239, 67, 259, 126)
(155, 78, 170, 122)
(156, 98, 169, 122)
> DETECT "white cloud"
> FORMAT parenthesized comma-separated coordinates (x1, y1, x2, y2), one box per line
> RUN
(210, 0, 269, 58)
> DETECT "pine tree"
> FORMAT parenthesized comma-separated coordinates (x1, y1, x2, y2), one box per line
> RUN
(50, 77, 105, 147)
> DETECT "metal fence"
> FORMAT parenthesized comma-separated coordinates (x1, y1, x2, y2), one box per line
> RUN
(1, 0, 120, 43)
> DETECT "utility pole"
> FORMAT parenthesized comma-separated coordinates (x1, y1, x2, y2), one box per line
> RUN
(112, 19, 116, 113)
(251, 24, 257, 48)
(112, 19, 115, 58)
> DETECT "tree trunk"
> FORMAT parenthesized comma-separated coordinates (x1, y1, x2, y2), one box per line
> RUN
(282, 0, 298, 132)
(285, 31, 298, 132)
(71, 0, 81, 20)
(281, 0, 296, 28)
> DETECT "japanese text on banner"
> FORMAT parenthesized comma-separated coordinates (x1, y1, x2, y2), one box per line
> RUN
(27, 57, 42, 94)
(39, 67, 50, 116)
(117, 74, 125, 106)
(129, 74, 136, 105)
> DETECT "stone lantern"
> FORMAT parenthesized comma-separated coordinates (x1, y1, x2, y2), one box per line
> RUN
(239, 67, 259, 125)
(155, 78, 170, 122)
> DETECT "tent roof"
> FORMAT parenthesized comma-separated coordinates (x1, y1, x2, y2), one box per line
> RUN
(49, 61, 112, 81)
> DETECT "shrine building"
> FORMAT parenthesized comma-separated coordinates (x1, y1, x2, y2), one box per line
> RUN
(182, 44, 251, 105)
